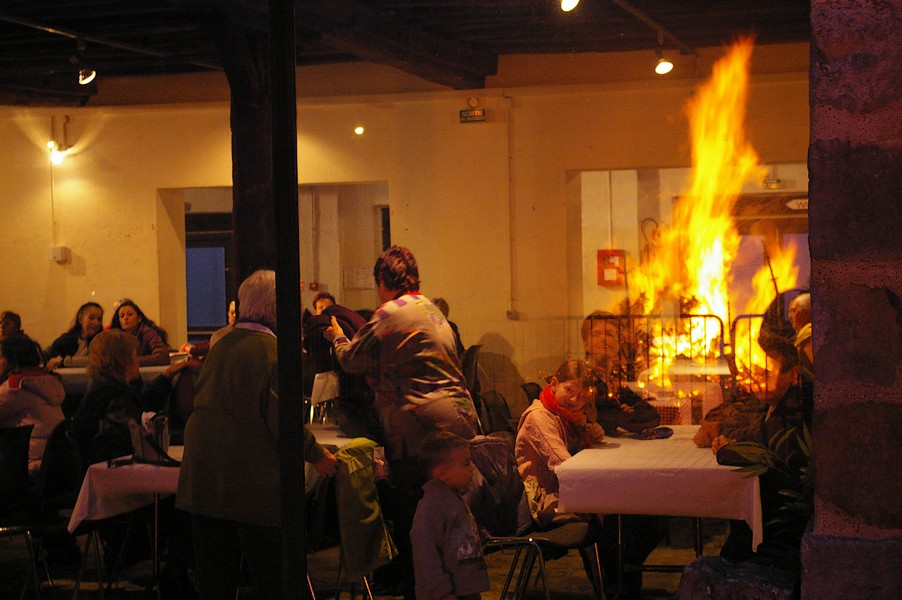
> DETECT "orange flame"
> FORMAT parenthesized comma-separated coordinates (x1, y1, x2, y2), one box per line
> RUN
(628, 38, 798, 389)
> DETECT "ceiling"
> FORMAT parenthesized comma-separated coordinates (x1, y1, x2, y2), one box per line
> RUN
(0, 0, 811, 106)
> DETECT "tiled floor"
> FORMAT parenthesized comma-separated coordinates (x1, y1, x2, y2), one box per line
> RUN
(1, 518, 726, 598)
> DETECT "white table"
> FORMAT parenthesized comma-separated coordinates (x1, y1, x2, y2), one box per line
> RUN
(67, 424, 351, 596)
(68, 424, 350, 534)
(556, 425, 762, 550)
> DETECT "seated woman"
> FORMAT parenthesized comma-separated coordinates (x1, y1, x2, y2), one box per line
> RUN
(71, 329, 192, 466)
(0, 310, 24, 342)
(109, 299, 170, 366)
(45, 302, 104, 369)
(0, 333, 65, 478)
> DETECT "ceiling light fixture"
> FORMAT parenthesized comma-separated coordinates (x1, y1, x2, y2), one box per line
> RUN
(654, 31, 673, 75)
(353, 126, 365, 136)
(78, 68, 96, 85)
(561, 0, 579, 12)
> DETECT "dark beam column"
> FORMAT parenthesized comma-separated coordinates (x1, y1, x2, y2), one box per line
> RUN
(269, 0, 305, 598)
(212, 16, 277, 280)
(802, 1, 902, 598)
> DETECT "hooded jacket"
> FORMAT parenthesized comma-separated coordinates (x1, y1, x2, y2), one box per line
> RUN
(0, 371, 65, 475)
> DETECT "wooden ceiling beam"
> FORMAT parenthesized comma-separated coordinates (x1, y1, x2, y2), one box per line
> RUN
(298, 0, 497, 89)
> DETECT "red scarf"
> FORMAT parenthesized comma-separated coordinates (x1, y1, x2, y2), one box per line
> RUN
(540, 384, 592, 449)
(7, 368, 48, 391)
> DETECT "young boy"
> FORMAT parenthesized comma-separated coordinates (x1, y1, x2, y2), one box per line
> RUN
(410, 432, 490, 600)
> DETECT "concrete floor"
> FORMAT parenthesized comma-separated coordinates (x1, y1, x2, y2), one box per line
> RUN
(1, 518, 726, 599)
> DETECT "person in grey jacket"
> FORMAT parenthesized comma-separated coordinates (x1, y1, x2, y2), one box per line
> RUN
(411, 432, 489, 600)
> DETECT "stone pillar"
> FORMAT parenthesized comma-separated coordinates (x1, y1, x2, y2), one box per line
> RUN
(803, 1, 902, 598)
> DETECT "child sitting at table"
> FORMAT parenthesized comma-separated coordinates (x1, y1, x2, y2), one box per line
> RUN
(410, 431, 490, 600)
(516, 358, 664, 599)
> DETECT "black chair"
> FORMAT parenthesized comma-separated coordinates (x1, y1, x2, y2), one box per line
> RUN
(520, 381, 542, 403)
(461, 344, 483, 398)
(30, 419, 84, 512)
(484, 520, 604, 600)
(460, 345, 485, 433)
(0, 424, 42, 600)
(467, 433, 604, 599)
(481, 389, 516, 435)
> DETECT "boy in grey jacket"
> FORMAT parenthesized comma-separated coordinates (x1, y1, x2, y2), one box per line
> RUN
(411, 432, 490, 600)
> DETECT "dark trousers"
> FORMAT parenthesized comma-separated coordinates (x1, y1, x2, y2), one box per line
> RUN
(379, 457, 425, 600)
(191, 513, 282, 600)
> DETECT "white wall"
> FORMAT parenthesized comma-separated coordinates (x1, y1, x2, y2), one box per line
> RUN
(0, 43, 810, 410)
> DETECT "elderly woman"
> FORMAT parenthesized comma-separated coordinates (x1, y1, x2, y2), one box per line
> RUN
(70, 329, 190, 466)
(177, 269, 337, 600)
(109, 299, 170, 366)
(45, 302, 104, 369)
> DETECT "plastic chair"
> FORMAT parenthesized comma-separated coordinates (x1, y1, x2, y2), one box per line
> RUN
(0, 424, 42, 600)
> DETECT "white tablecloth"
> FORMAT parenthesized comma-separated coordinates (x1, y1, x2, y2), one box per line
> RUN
(556, 425, 762, 549)
(67, 424, 351, 534)
(68, 446, 184, 534)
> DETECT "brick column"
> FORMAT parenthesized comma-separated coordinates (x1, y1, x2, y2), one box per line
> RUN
(803, 1, 902, 598)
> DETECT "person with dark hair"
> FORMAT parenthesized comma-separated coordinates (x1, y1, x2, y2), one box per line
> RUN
(0, 310, 23, 341)
(411, 431, 490, 600)
(180, 299, 238, 359)
(580, 311, 660, 435)
(431, 297, 465, 357)
(45, 302, 105, 369)
(713, 336, 813, 562)
(0, 333, 65, 477)
(325, 245, 478, 600)
(109, 299, 170, 366)
(311, 291, 336, 315)
(302, 299, 381, 441)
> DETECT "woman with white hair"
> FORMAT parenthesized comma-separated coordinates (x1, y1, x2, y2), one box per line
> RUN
(177, 269, 337, 599)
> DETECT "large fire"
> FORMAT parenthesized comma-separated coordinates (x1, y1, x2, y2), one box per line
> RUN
(628, 37, 798, 391)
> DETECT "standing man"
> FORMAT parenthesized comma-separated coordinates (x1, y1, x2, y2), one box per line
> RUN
(325, 245, 478, 600)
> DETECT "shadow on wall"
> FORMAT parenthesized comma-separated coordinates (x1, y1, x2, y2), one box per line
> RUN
(475, 332, 528, 418)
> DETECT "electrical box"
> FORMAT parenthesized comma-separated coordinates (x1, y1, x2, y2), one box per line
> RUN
(49, 245, 71, 263)
(597, 249, 625, 287)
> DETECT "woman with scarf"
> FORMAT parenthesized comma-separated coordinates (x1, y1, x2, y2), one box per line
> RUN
(515, 359, 604, 528)
(515, 358, 665, 599)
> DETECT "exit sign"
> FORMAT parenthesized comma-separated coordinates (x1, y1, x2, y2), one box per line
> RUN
(459, 108, 486, 123)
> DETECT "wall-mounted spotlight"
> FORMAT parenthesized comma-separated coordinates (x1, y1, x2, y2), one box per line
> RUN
(561, 0, 579, 12)
(48, 116, 71, 164)
(353, 125, 365, 136)
(78, 68, 96, 85)
(654, 31, 673, 75)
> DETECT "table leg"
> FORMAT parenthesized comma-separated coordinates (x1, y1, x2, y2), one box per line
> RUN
(152, 492, 161, 599)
